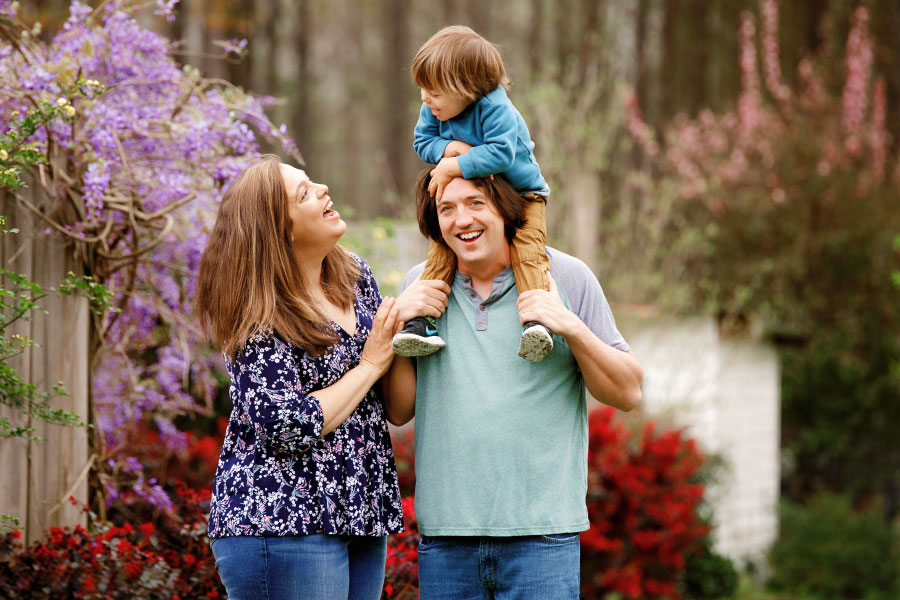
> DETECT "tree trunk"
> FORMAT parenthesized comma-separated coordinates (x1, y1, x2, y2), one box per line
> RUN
(382, 0, 411, 210)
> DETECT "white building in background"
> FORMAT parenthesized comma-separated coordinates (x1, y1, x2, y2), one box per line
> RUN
(615, 312, 781, 569)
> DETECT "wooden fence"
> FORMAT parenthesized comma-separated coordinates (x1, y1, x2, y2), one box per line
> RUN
(0, 184, 90, 544)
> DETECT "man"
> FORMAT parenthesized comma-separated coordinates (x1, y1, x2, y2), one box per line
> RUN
(384, 171, 643, 599)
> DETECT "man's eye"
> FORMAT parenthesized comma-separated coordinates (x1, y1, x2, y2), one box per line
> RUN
(471, 201, 484, 207)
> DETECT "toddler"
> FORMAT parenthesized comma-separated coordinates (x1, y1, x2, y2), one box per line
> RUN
(391, 25, 553, 362)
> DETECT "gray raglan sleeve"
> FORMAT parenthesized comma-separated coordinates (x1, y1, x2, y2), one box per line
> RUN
(548, 248, 631, 352)
(401, 262, 427, 291)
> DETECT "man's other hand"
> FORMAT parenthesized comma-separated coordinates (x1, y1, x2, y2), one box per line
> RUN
(516, 273, 580, 338)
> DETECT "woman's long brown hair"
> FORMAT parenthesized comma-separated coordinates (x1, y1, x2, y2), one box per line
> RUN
(194, 155, 359, 358)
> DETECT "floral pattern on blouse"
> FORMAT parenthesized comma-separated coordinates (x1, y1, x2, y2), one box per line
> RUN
(208, 254, 403, 538)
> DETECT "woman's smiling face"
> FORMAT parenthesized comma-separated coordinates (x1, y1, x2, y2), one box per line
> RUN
(280, 164, 345, 251)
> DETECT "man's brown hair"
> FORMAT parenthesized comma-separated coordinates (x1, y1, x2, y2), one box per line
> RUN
(411, 25, 511, 102)
(416, 167, 525, 246)
(194, 155, 359, 358)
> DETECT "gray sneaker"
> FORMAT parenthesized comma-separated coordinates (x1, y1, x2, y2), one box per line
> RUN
(517, 321, 553, 362)
(392, 316, 446, 357)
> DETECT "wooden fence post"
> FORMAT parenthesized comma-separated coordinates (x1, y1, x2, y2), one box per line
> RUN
(0, 185, 90, 544)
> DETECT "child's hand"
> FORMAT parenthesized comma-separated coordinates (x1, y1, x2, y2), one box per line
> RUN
(443, 141, 473, 158)
(428, 157, 462, 202)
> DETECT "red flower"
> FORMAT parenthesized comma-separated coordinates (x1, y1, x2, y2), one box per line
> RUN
(125, 561, 143, 578)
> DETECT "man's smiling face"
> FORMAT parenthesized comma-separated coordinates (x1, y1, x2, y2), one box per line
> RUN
(437, 177, 509, 274)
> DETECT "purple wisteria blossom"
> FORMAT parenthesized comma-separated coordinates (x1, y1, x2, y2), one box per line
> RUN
(220, 37, 248, 56)
(154, 0, 179, 23)
(0, 0, 16, 20)
(0, 0, 302, 510)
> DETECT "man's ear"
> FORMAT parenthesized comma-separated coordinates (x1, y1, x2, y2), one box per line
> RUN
(487, 174, 494, 181)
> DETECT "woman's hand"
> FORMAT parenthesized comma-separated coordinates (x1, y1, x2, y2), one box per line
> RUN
(394, 279, 451, 324)
(359, 297, 399, 377)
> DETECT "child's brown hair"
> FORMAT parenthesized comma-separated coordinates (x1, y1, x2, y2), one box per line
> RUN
(411, 25, 511, 103)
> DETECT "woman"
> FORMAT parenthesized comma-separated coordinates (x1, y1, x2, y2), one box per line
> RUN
(195, 155, 434, 600)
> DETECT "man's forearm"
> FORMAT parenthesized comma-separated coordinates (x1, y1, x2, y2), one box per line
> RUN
(565, 321, 643, 412)
(382, 355, 417, 425)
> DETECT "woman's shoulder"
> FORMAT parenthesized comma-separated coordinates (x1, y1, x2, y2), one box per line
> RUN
(227, 330, 295, 369)
(345, 250, 376, 284)
(346, 250, 368, 270)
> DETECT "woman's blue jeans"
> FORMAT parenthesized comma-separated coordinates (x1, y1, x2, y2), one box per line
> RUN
(210, 534, 387, 600)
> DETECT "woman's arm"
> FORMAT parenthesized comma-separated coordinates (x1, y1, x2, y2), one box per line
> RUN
(240, 298, 399, 451)
(314, 297, 399, 435)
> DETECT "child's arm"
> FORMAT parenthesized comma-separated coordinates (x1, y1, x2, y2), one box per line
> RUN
(443, 140, 473, 157)
(427, 142, 473, 201)
(428, 156, 463, 201)
(413, 104, 452, 164)
(428, 142, 473, 201)
(454, 100, 517, 179)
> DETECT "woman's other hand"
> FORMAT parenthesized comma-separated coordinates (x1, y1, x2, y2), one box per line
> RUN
(359, 297, 399, 377)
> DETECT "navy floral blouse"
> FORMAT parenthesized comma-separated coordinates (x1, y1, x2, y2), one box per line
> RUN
(208, 255, 403, 538)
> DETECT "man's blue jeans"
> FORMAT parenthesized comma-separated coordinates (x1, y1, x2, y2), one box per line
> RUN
(210, 534, 387, 600)
(417, 534, 581, 599)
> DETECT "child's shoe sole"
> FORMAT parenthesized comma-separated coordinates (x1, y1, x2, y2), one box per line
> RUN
(392, 333, 446, 357)
(517, 325, 553, 363)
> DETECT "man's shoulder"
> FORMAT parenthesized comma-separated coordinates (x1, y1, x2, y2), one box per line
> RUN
(402, 262, 427, 290)
(547, 247, 594, 281)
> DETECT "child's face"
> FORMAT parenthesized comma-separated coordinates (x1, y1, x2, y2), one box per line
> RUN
(420, 88, 470, 122)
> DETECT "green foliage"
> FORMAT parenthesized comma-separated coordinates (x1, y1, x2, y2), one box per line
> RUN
(768, 494, 900, 600)
(341, 217, 409, 297)
(893, 234, 900, 290)
(781, 327, 900, 501)
(0, 218, 113, 440)
(0, 78, 105, 191)
(56, 271, 120, 315)
(682, 543, 739, 600)
(0, 514, 20, 535)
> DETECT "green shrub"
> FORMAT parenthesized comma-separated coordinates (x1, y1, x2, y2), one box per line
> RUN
(682, 542, 738, 599)
(768, 494, 900, 600)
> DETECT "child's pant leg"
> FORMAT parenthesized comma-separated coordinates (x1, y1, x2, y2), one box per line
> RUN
(421, 240, 457, 285)
(510, 195, 550, 294)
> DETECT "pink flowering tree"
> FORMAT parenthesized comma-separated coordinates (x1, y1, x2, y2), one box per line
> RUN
(627, 0, 900, 502)
(0, 0, 300, 513)
(628, 0, 899, 327)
